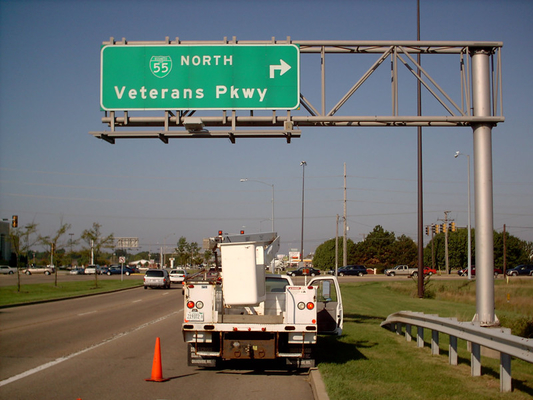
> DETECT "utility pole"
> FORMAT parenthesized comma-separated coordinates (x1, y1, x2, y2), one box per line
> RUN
(431, 225, 435, 271)
(343, 163, 347, 268)
(438, 211, 452, 274)
(335, 214, 339, 276)
(503, 224, 507, 274)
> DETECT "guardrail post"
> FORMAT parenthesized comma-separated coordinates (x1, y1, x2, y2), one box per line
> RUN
(449, 336, 458, 365)
(405, 324, 412, 342)
(471, 343, 481, 376)
(500, 353, 512, 392)
(417, 326, 424, 348)
(396, 323, 402, 335)
(431, 330, 439, 355)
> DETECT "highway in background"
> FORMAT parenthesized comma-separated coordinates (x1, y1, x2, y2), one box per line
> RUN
(0, 285, 313, 400)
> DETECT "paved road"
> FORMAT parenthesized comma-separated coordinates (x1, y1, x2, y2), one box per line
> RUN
(0, 284, 313, 400)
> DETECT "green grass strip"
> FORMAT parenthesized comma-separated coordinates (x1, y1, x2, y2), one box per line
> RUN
(317, 281, 533, 400)
(0, 280, 142, 307)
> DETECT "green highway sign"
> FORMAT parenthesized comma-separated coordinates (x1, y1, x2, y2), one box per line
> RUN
(100, 44, 300, 111)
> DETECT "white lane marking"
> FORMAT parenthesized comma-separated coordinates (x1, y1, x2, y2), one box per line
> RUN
(78, 310, 97, 316)
(0, 309, 182, 387)
(132, 300, 142, 303)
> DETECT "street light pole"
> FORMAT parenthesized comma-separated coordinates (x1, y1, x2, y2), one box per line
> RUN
(300, 161, 307, 265)
(455, 151, 472, 280)
(240, 178, 275, 232)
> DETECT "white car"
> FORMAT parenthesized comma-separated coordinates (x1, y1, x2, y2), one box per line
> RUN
(169, 269, 188, 284)
(84, 265, 99, 274)
(0, 265, 17, 274)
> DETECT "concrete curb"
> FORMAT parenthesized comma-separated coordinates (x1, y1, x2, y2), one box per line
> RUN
(309, 367, 330, 400)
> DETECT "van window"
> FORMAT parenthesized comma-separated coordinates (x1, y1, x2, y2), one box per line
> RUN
(146, 270, 164, 277)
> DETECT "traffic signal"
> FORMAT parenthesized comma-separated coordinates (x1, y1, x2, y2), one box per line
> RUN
(442, 223, 447, 233)
(431, 225, 436, 234)
(435, 224, 440, 234)
(11, 215, 18, 228)
(450, 222, 456, 232)
(425, 226, 429, 236)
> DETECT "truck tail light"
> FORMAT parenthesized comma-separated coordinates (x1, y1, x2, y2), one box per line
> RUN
(306, 302, 314, 310)
(187, 301, 195, 309)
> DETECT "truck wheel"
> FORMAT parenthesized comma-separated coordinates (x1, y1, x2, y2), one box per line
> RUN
(339, 272, 344, 277)
(358, 272, 363, 277)
(25, 271, 31, 275)
(45, 271, 51, 275)
(412, 272, 418, 277)
(389, 272, 395, 277)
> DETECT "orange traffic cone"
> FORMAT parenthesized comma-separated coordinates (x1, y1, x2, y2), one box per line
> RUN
(145, 337, 169, 382)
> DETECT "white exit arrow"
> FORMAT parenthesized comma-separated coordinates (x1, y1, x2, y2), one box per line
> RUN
(269, 59, 291, 78)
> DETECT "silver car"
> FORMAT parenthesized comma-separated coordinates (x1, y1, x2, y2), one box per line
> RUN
(143, 269, 170, 289)
(0, 265, 17, 274)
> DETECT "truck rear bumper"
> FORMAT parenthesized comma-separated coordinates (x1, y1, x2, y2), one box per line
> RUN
(185, 330, 317, 367)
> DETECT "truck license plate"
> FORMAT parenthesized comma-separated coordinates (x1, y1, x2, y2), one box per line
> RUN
(186, 311, 204, 322)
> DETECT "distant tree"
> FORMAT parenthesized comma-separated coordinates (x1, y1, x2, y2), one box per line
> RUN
(423, 228, 530, 273)
(9, 222, 39, 292)
(354, 225, 396, 268)
(202, 249, 213, 266)
(390, 234, 418, 266)
(313, 238, 356, 271)
(190, 242, 201, 267)
(175, 236, 190, 266)
(80, 223, 115, 265)
(38, 219, 71, 286)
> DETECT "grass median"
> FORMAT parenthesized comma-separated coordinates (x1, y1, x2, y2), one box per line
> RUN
(0, 279, 143, 307)
(317, 278, 533, 400)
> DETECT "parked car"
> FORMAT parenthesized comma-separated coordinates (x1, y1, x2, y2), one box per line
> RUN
(287, 267, 321, 276)
(458, 266, 503, 277)
(143, 269, 170, 289)
(169, 269, 188, 284)
(84, 265, 99, 274)
(22, 265, 54, 275)
(106, 266, 135, 276)
(69, 267, 85, 275)
(506, 264, 533, 277)
(384, 265, 418, 277)
(0, 265, 17, 274)
(337, 265, 367, 277)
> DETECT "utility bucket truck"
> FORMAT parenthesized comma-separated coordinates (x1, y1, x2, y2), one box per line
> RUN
(182, 231, 343, 368)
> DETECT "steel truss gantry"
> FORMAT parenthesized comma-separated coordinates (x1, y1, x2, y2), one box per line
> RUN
(89, 37, 503, 144)
(90, 38, 504, 327)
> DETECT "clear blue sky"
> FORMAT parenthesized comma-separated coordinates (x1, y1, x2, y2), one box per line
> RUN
(1, 0, 532, 258)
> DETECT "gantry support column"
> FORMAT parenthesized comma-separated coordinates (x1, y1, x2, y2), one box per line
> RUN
(471, 47, 497, 326)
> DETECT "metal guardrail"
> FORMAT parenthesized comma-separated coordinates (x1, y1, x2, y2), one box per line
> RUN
(381, 311, 533, 392)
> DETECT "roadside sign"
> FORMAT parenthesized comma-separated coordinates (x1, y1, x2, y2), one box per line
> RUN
(100, 44, 300, 111)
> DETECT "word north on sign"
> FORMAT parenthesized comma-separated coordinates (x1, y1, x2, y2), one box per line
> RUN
(100, 44, 300, 111)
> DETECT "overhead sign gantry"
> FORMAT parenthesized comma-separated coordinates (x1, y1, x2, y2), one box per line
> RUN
(90, 37, 504, 327)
